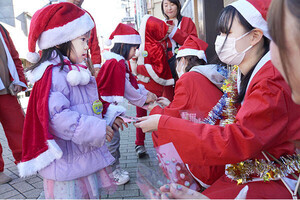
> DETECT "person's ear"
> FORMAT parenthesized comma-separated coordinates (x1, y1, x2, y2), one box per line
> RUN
(250, 28, 264, 46)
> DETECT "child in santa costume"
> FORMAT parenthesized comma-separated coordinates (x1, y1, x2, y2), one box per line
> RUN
(18, 3, 127, 199)
(136, 0, 300, 198)
(96, 23, 157, 185)
(148, 35, 226, 189)
(135, 15, 175, 160)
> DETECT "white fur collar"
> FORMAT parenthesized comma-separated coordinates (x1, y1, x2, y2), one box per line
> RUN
(26, 57, 60, 84)
(102, 51, 125, 62)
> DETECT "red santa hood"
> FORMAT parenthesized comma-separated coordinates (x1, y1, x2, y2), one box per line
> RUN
(137, 15, 174, 86)
(97, 51, 139, 104)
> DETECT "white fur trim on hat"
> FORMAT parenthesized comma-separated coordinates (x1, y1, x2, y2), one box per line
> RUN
(137, 15, 151, 65)
(38, 12, 94, 50)
(230, 0, 270, 39)
(17, 140, 63, 178)
(113, 34, 141, 44)
(176, 49, 207, 63)
(145, 64, 174, 86)
(105, 39, 112, 46)
(27, 52, 40, 63)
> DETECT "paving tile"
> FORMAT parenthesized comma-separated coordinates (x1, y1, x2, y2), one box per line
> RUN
(31, 181, 44, 189)
(0, 189, 20, 199)
(11, 181, 34, 193)
(22, 188, 44, 199)
(26, 176, 42, 184)
(108, 189, 139, 198)
(0, 183, 14, 194)
(7, 193, 25, 199)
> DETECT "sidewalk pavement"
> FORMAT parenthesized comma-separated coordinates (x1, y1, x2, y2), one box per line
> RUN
(0, 97, 157, 199)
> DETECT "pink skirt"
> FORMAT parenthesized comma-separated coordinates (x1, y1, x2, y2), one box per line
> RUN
(43, 168, 116, 199)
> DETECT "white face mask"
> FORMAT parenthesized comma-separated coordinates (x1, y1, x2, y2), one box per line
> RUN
(176, 59, 186, 78)
(215, 31, 252, 65)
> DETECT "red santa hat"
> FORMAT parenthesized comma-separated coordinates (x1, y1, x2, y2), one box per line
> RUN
(27, 2, 94, 63)
(176, 35, 208, 63)
(230, 0, 271, 39)
(105, 23, 141, 46)
(136, 15, 174, 86)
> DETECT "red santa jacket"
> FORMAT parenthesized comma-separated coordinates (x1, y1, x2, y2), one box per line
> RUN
(85, 10, 101, 68)
(156, 57, 300, 198)
(0, 25, 27, 88)
(171, 16, 198, 46)
(151, 71, 224, 187)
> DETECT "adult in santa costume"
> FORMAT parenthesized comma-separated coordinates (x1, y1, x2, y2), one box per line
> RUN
(136, 0, 300, 198)
(19, 3, 125, 198)
(0, 24, 27, 184)
(161, 0, 198, 81)
(66, 0, 102, 75)
(149, 35, 226, 189)
(96, 23, 157, 185)
(135, 15, 175, 160)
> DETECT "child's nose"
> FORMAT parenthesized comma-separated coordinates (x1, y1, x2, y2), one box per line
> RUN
(84, 42, 89, 50)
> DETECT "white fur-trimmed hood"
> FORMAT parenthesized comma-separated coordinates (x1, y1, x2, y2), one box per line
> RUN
(102, 51, 125, 62)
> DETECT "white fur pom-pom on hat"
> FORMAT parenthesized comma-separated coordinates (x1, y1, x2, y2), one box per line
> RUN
(79, 70, 91, 85)
(27, 52, 40, 63)
(67, 70, 81, 86)
(105, 39, 112, 46)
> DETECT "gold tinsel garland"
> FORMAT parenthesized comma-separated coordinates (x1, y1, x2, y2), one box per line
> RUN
(226, 154, 300, 184)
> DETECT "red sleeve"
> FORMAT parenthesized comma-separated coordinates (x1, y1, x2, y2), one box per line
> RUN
(136, 65, 150, 77)
(86, 11, 101, 66)
(172, 17, 198, 45)
(157, 78, 294, 166)
(1, 27, 27, 88)
(150, 75, 190, 118)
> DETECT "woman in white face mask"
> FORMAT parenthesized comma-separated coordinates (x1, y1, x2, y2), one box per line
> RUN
(135, 0, 300, 198)
(147, 35, 226, 189)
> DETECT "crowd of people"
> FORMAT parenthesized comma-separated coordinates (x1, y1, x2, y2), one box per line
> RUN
(0, 0, 299, 199)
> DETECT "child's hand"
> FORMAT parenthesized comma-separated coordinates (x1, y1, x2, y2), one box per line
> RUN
(147, 102, 159, 112)
(112, 117, 128, 131)
(134, 114, 161, 132)
(106, 126, 114, 142)
(145, 92, 157, 104)
(157, 97, 171, 108)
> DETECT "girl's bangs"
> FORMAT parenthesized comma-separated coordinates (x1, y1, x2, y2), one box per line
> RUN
(216, 6, 236, 34)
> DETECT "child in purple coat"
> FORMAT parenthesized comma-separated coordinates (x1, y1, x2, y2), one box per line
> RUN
(18, 3, 126, 199)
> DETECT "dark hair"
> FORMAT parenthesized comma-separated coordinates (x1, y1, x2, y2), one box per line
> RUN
(161, 0, 183, 21)
(268, 0, 300, 86)
(177, 56, 206, 72)
(217, 6, 270, 103)
(27, 41, 73, 72)
(110, 43, 140, 60)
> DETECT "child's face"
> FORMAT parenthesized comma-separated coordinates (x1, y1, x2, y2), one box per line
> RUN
(70, 33, 90, 64)
(128, 46, 139, 60)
